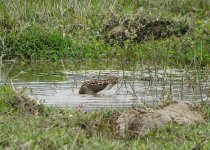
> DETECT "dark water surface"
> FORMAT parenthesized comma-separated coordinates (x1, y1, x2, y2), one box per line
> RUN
(1, 61, 209, 110)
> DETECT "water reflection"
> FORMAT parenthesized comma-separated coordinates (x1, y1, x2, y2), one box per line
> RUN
(1, 61, 209, 110)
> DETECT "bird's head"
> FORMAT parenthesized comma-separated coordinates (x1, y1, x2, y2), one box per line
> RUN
(108, 76, 123, 85)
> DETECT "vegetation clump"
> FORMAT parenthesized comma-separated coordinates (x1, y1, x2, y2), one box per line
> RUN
(0, 86, 44, 115)
(101, 15, 190, 43)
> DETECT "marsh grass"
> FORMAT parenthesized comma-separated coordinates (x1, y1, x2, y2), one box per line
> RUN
(0, 85, 209, 149)
(0, 0, 209, 66)
(1, 110, 209, 149)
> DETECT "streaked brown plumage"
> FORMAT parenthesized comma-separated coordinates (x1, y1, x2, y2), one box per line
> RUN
(79, 76, 121, 94)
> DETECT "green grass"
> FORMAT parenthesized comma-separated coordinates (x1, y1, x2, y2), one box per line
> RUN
(0, 106, 209, 149)
(1, 112, 209, 149)
(0, 85, 209, 149)
(0, 0, 209, 66)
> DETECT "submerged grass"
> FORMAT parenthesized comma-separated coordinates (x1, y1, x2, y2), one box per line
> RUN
(0, 85, 209, 149)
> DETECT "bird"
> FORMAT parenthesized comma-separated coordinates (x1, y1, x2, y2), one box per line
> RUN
(79, 76, 122, 94)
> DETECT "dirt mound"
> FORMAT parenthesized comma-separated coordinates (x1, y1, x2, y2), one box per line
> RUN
(15, 92, 44, 115)
(134, 19, 189, 42)
(101, 14, 189, 44)
(115, 101, 205, 138)
(12, 86, 44, 115)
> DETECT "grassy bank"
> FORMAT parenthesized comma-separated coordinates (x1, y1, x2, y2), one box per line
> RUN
(0, 0, 209, 66)
(0, 85, 209, 149)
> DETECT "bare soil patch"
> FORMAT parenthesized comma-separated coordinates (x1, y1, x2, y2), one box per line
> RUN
(115, 101, 205, 138)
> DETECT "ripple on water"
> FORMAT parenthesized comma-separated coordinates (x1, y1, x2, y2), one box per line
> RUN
(2, 64, 210, 110)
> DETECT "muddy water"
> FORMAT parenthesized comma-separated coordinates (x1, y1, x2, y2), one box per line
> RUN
(1, 61, 209, 110)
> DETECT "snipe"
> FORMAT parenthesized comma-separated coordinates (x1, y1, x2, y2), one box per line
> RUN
(79, 76, 121, 94)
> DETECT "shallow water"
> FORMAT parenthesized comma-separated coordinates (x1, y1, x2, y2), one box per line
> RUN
(1, 61, 209, 110)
